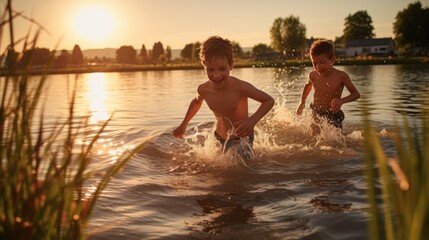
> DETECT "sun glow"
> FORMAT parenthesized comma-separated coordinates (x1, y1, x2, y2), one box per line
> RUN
(72, 5, 116, 43)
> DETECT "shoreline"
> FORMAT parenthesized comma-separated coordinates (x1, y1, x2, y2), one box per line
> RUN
(1, 57, 428, 76)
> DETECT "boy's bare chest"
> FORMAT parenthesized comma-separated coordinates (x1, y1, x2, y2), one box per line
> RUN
(204, 91, 243, 114)
(312, 77, 342, 92)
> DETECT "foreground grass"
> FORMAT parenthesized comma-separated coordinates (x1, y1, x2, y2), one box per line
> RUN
(0, 76, 145, 239)
(363, 102, 429, 240)
(0, 1, 147, 239)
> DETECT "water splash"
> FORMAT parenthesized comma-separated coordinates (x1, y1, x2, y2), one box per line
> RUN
(168, 104, 364, 174)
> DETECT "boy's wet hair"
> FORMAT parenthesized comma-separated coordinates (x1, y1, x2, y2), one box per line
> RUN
(199, 36, 234, 66)
(310, 40, 335, 58)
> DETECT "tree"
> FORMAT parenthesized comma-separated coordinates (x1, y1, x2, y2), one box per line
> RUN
(116, 45, 137, 64)
(19, 48, 51, 68)
(270, 15, 306, 57)
(334, 35, 346, 47)
(181, 42, 200, 60)
(71, 44, 84, 65)
(270, 18, 283, 52)
(140, 44, 148, 63)
(192, 42, 200, 60)
(343, 10, 375, 43)
(151, 42, 165, 62)
(252, 43, 274, 57)
(232, 41, 244, 58)
(181, 43, 193, 59)
(393, 2, 429, 56)
(165, 45, 172, 61)
(3, 47, 19, 70)
(55, 49, 71, 68)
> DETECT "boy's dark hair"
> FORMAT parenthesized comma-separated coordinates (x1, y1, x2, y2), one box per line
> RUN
(199, 36, 234, 66)
(310, 40, 335, 57)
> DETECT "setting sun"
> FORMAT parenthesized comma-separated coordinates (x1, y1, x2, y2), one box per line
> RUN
(72, 5, 116, 43)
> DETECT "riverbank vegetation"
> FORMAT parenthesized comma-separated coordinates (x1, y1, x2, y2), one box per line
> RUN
(1, 56, 427, 76)
(0, 1, 147, 239)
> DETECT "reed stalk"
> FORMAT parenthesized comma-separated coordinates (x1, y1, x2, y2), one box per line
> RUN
(0, 1, 146, 239)
(363, 102, 429, 240)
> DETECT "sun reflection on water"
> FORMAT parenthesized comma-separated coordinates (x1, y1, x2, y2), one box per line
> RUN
(86, 72, 109, 123)
(82, 73, 136, 165)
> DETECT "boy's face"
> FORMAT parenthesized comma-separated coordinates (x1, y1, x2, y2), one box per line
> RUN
(203, 57, 233, 89)
(310, 53, 335, 75)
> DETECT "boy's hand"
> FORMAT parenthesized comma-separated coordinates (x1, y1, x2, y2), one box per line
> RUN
(296, 102, 305, 115)
(330, 98, 343, 111)
(234, 118, 256, 137)
(173, 125, 186, 139)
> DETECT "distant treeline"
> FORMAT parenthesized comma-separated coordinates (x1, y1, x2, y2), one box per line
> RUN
(1, 2, 427, 72)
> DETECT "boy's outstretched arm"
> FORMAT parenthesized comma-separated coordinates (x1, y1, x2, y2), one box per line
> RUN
(173, 94, 204, 139)
(296, 79, 313, 115)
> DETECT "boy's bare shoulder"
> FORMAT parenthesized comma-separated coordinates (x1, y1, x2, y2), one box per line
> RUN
(230, 76, 255, 91)
(308, 70, 318, 80)
(199, 80, 211, 88)
(229, 76, 244, 83)
(332, 67, 349, 77)
(197, 81, 212, 94)
(332, 68, 351, 82)
(232, 76, 253, 85)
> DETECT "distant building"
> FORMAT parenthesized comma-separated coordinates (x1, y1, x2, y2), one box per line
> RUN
(344, 38, 396, 57)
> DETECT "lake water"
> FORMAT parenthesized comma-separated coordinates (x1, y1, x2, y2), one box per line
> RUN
(21, 64, 429, 239)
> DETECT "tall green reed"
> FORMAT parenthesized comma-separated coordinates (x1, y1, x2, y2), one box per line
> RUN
(363, 103, 429, 240)
(1, 1, 147, 239)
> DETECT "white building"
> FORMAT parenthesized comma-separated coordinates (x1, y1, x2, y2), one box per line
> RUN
(344, 38, 396, 57)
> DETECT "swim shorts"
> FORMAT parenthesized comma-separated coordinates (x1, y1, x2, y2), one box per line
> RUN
(214, 131, 254, 160)
(310, 104, 345, 128)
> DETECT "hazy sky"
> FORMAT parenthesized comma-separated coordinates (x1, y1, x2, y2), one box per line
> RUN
(6, 0, 429, 51)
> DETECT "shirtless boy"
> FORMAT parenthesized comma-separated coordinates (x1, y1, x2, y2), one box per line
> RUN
(296, 40, 360, 134)
(173, 36, 275, 158)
